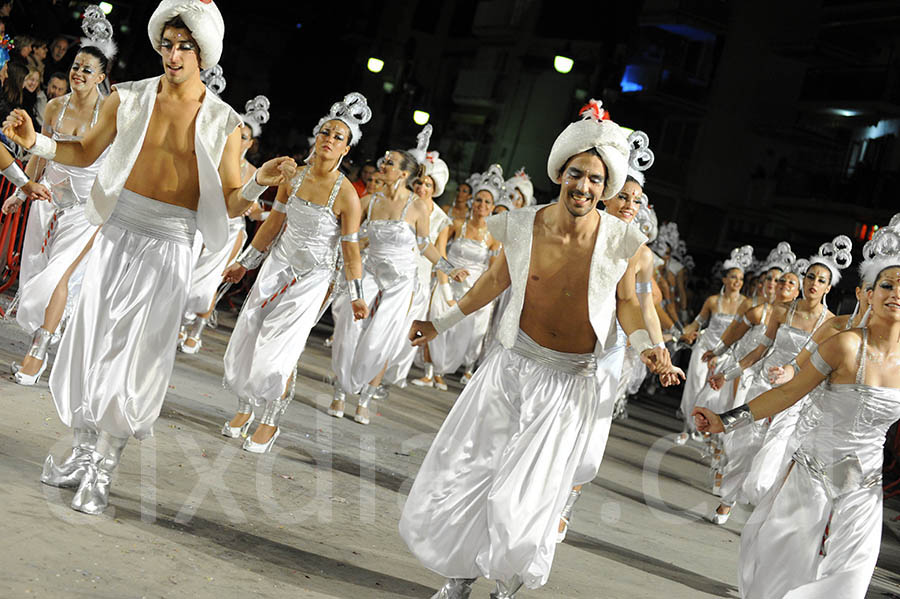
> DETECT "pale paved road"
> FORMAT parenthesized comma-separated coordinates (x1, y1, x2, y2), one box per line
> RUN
(2, 305, 900, 599)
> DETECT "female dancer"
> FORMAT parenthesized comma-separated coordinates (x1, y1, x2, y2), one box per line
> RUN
(693, 222, 900, 598)
(674, 246, 753, 444)
(180, 95, 269, 353)
(444, 176, 472, 221)
(219, 93, 370, 452)
(709, 236, 849, 521)
(329, 148, 468, 424)
(383, 126, 451, 390)
(418, 164, 503, 388)
(5, 15, 114, 385)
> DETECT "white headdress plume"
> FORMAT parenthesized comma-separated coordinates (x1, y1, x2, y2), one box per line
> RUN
(722, 245, 754, 273)
(808, 235, 853, 285)
(633, 203, 658, 243)
(408, 124, 433, 165)
(651, 221, 680, 256)
(546, 98, 629, 200)
(505, 167, 535, 207)
(788, 257, 810, 278)
(313, 92, 372, 147)
(423, 151, 449, 197)
(240, 95, 270, 138)
(81, 5, 117, 63)
(148, 0, 225, 70)
(199, 64, 226, 95)
(860, 214, 900, 285)
(626, 130, 654, 187)
(762, 241, 796, 273)
(471, 164, 507, 203)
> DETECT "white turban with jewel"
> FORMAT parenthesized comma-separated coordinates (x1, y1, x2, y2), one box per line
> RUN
(148, 0, 226, 70)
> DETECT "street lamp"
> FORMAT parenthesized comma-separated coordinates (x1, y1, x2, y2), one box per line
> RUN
(554, 55, 574, 74)
(413, 110, 430, 125)
(367, 57, 384, 73)
(98, 2, 113, 14)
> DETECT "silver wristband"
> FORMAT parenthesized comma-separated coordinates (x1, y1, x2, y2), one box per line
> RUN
(341, 232, 360, 243)
(416, 235, 429, 251)
(722, 362, 743, 381)
(435, 256, 457, 276)
(712, 339, 730, 357)
(272, 201, 287, 213)
(433, 304, 466, 334)
(720, 404, 754, 433)
(347, 278, 364, 303)
(237, 245, 265, 270)
(760, 335, 774, 348)
(29, 133, 57, 160)
(1, 162, 28, 188)
(635, 281, 653, 294)
(241, 173, 267, 202)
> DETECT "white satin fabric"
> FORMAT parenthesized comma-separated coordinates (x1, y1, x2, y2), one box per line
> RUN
(679, 310, 734, 430)
(429, 233, 494, 375)
(384, 204, 450, 385)
(332, 215, 418, 394)
(17, 197, 54, 289)
(400, 334, 601, 590)
(223, 172, 343, 405)
(740, 376, 900, 598)
(184, 216, 246, 316)
(50, 189, 196, 439)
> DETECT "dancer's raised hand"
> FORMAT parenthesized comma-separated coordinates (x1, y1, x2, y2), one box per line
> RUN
(2, 109, 36, 150)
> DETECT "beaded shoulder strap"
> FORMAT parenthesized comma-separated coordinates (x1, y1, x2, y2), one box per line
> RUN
(54, 93, 72, 131)
(326, 172, 344, 210)
(288, 166, 311, 204)
(857, 327, 868, 385)
(400, 192, 417, 220)
(786, 299, 798, 327)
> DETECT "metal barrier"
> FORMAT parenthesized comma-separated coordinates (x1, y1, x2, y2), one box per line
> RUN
(0, 166, 28, 317)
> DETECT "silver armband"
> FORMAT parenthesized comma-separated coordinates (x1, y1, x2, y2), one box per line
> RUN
(435, 257, 457, 276)
(722, 362, 743, 381)
(1, 162, 28, 188)
(416, 235, 429, 250)
(29, 133, 57, 160)
(809, 350, 833, 376)
(711, 339, 730, 357)
(628, 329, 654, 354)
(341, 232, 360, 243)
(803, 339, 819, 354)
(241, 173, 267, 201)
(635, 281, 653, 294)
(348, 278, 364, 303)
(489, 248, 501, 257)
(720, 405, 754, 434)
(760, 335, 774, 348)
(433, 304, 466, 334)
(742, 315, 753, 327)
(237, 245, 265, 270)
(693, 315, 709, 328)
(272, 201, 287, 213)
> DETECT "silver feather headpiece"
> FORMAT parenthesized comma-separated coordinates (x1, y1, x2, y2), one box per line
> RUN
(722, 245, 754, 273)
(808, 235, 853, 285)
(240, 95, 270, 138)
(626, 130, 654, 187)
(200, 64, 226, 95)
(313, 92, 372, 147)
(408, 124, 433, 165)
(471, 164, 508, 203)
(860, 214, 900, 285)
(762, 241, 796, 274)
(651, 221, 680, 256)
(81, 5, 117, 62)
(633, 203, 658, 243)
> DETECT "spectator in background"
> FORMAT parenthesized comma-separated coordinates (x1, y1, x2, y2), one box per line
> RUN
(44, 36, 70, 83)
(0, 61, 29, 117)
(13, 35, 32, 63)
(352, 159, 376, 196)
(22, 67, 40, 125)
(27, 37, 46, 76)
(0, 1, 11, 18)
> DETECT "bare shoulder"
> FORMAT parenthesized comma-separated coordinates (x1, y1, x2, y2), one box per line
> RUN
(821, 328, 863, 367)
(42, 96, 64, 124)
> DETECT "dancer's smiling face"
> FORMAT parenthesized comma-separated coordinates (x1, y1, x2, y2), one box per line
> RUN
(160, 25, 200, 84)
(777, 273, 800, 302)
(763, 268, 783, 297)
(869, 267, 900, 321)
(604, 179, 642, 224)
(413, 176, 435, 201)
(471, 190, 494, 218)
(722, 268, 744, 293)
(557, 151, 606, 218)
(69, 52, 104, 93)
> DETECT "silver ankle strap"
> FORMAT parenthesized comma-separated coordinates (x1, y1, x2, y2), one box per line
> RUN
(260, 369, 297, 426)
(236, 399, 253, 415)
(188, 317, 208, 339)
(560, 487, 582, 521)
(357, 384, 377, 409)
(27, 328, 54, 361)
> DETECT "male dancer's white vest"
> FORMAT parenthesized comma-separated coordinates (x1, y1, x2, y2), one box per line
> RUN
(486, 207, 646, 355)
(86, 75, 242, 252)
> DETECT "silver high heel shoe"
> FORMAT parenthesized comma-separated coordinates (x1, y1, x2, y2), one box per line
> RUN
(179, 317, 207, 354)
(221, 400, 255, 438)
(242, 391, 292, 453)
(355, 384, 377, 425)
(490, 576, 524, 599)
(13, 327, 53, 385)
(430, 578, 477, 599)
(557, 487, 582, 543)
(41, 428, 98, 488)
(71, 432, 128, 515)
(328, 386, 346, 418)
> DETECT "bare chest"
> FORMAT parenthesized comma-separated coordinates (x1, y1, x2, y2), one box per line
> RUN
(141, 100, 200, 156)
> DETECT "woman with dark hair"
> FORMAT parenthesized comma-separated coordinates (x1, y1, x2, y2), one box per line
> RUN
(0, 60, 28, 116)
(329, 147, 469, 425)
(3, 15, 116, 387)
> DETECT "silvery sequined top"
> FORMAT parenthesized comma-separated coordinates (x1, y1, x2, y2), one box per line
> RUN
(447, 220, 492, 300)
(793, 327, 900, 494)
(42, 93, 105, 211)
(364, 192, 420, 289)
(269, 166, 344, 275)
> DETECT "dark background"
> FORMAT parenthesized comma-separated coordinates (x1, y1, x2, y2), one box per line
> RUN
(12, 0, 899, 311)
